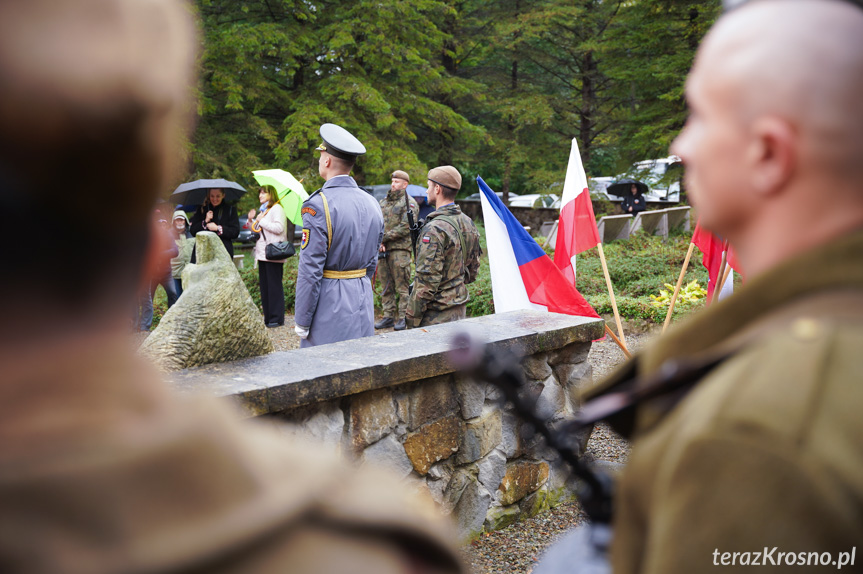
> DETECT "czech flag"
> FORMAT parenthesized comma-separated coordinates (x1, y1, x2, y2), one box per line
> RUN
(478, 176, 599, 318)
(554, 138, 601, 285)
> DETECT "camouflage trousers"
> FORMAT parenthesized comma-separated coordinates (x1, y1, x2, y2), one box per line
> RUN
(378, 248, 412, 319)
(414, 303, 466, 328)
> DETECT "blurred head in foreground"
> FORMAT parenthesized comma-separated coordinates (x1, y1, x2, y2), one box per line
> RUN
(0, 4, 465, 573)
(0, 0, 196, 340)
(671, 0, 863, 277)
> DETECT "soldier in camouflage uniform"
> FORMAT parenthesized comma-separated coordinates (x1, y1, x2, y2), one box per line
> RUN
(406, 166, 481, 328)
(375, 170, 419, 331)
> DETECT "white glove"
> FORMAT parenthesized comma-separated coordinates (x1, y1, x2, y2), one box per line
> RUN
(294, 324, 309, 339)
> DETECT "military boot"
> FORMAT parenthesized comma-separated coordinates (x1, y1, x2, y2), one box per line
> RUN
(375, 317, 394, 329)
(394, 318, 406, 331)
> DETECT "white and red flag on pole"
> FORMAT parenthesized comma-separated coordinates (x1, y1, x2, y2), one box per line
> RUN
(554, 138, 601, 284)
(692, 222, 741, 298)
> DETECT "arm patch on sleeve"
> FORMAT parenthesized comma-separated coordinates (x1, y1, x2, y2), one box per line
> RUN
(301, 207, 317, 216)
(301, 229, 310, 249)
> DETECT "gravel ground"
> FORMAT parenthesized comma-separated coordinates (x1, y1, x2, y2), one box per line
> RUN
(460, 332, 654, 574)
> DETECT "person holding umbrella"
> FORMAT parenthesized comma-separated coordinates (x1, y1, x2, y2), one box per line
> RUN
(620, 182, 646, 215)
(251, 186, 289, 327)
(189, 188, 240, 259)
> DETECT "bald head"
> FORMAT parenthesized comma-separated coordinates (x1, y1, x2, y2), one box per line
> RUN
(672, 0, 863, 276)
(699, 0, 863, 176)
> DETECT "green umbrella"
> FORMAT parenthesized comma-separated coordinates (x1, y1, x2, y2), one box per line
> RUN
(252, 169, 309, 225)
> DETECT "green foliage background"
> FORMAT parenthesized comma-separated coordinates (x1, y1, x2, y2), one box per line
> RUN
(150, 0, 726, 328)
(181, 0, 721, 213)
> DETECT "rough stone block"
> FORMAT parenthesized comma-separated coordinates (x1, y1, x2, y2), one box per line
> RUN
(456, 480, 492, 542)
(500, 411, 521, 458)
(393, 388, 410, 424)
(485, 382, 503, 404)
(484, 503, 521, 532)
(477, 449, 507, 492)
(140, 232, 273, 370)
(548, 341, 591, 367)
(516, 380, 543, 413)
(408, 375, 458, 430)
(521, 353, 552, 381)
(498, 460, 549, 506)
(455, 376, 485, 420)
(403, 414, 461, 475)
(426, 461, 454, 506)
(297, 402, 345, 449)
(457, 408, 502, 464)
(559, 362, 594, 414)
(442, 467, 475, 515)
(361, 434, 414, 479)
(549, 418, 592, 457)
(535, 376, 565, 421)
(519, 486, 550, 518)
(349, 388, 397, 449)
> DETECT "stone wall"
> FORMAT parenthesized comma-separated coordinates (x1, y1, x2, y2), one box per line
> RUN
(166, 310, 604, 541)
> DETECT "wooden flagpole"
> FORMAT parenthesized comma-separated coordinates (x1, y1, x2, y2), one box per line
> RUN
(717, 264, 733, 299)
(604, 324, 632, 359)
(596, 243, 629, 353)
(712, 243, 729, 305)
(662, 241, 696, 334)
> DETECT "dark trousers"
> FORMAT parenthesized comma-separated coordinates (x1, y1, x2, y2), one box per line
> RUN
(258, 260, 285, 326)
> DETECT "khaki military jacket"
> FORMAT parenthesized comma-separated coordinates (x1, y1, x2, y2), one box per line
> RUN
(379, 190, 419, 252)
(0, 338, 464, 574)
(586, 229, 863, 573)
(406, 203, 481, 326)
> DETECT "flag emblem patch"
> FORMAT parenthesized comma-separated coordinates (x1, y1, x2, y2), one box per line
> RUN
(422, 235, 431, 243)
(301, 229, 310, 249)
(301, 207, 317, 217)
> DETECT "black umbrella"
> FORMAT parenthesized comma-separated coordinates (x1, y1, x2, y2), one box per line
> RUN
(606, 178, 649, 198)
(170, 178, 247, 206)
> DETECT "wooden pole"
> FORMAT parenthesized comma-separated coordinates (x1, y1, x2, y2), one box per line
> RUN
(539, 220, 559, 248)
(596, 243, 629, 353)
(718, 264, 733, 298)
(662, 241, 696, 334)
(712, 244, 729, 305)
(604, 324, 632, 359)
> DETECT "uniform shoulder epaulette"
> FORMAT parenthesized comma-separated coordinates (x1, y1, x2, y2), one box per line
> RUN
(304, 188, 323, 203)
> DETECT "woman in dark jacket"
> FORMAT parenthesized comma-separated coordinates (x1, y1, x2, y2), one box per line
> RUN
(189, 188, 240, 259)
(621, 183, 646, 216)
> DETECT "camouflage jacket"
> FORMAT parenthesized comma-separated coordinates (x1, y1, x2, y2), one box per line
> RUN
(379, 189, 419, 252)
(406, 203, 481, 322)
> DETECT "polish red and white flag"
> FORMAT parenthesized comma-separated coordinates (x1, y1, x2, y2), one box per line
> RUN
(553, 138, 601, 284)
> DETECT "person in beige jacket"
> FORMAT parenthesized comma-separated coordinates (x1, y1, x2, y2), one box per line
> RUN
(0, 2, 464, 573)
(251, 186, 290, 327)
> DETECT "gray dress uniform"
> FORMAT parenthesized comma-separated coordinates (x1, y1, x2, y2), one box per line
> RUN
(295, 175, 384, 347)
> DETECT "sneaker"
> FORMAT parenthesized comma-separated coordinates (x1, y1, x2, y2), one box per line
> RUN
(393, 318, 406, 331)
(375, 317, 394, 329)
